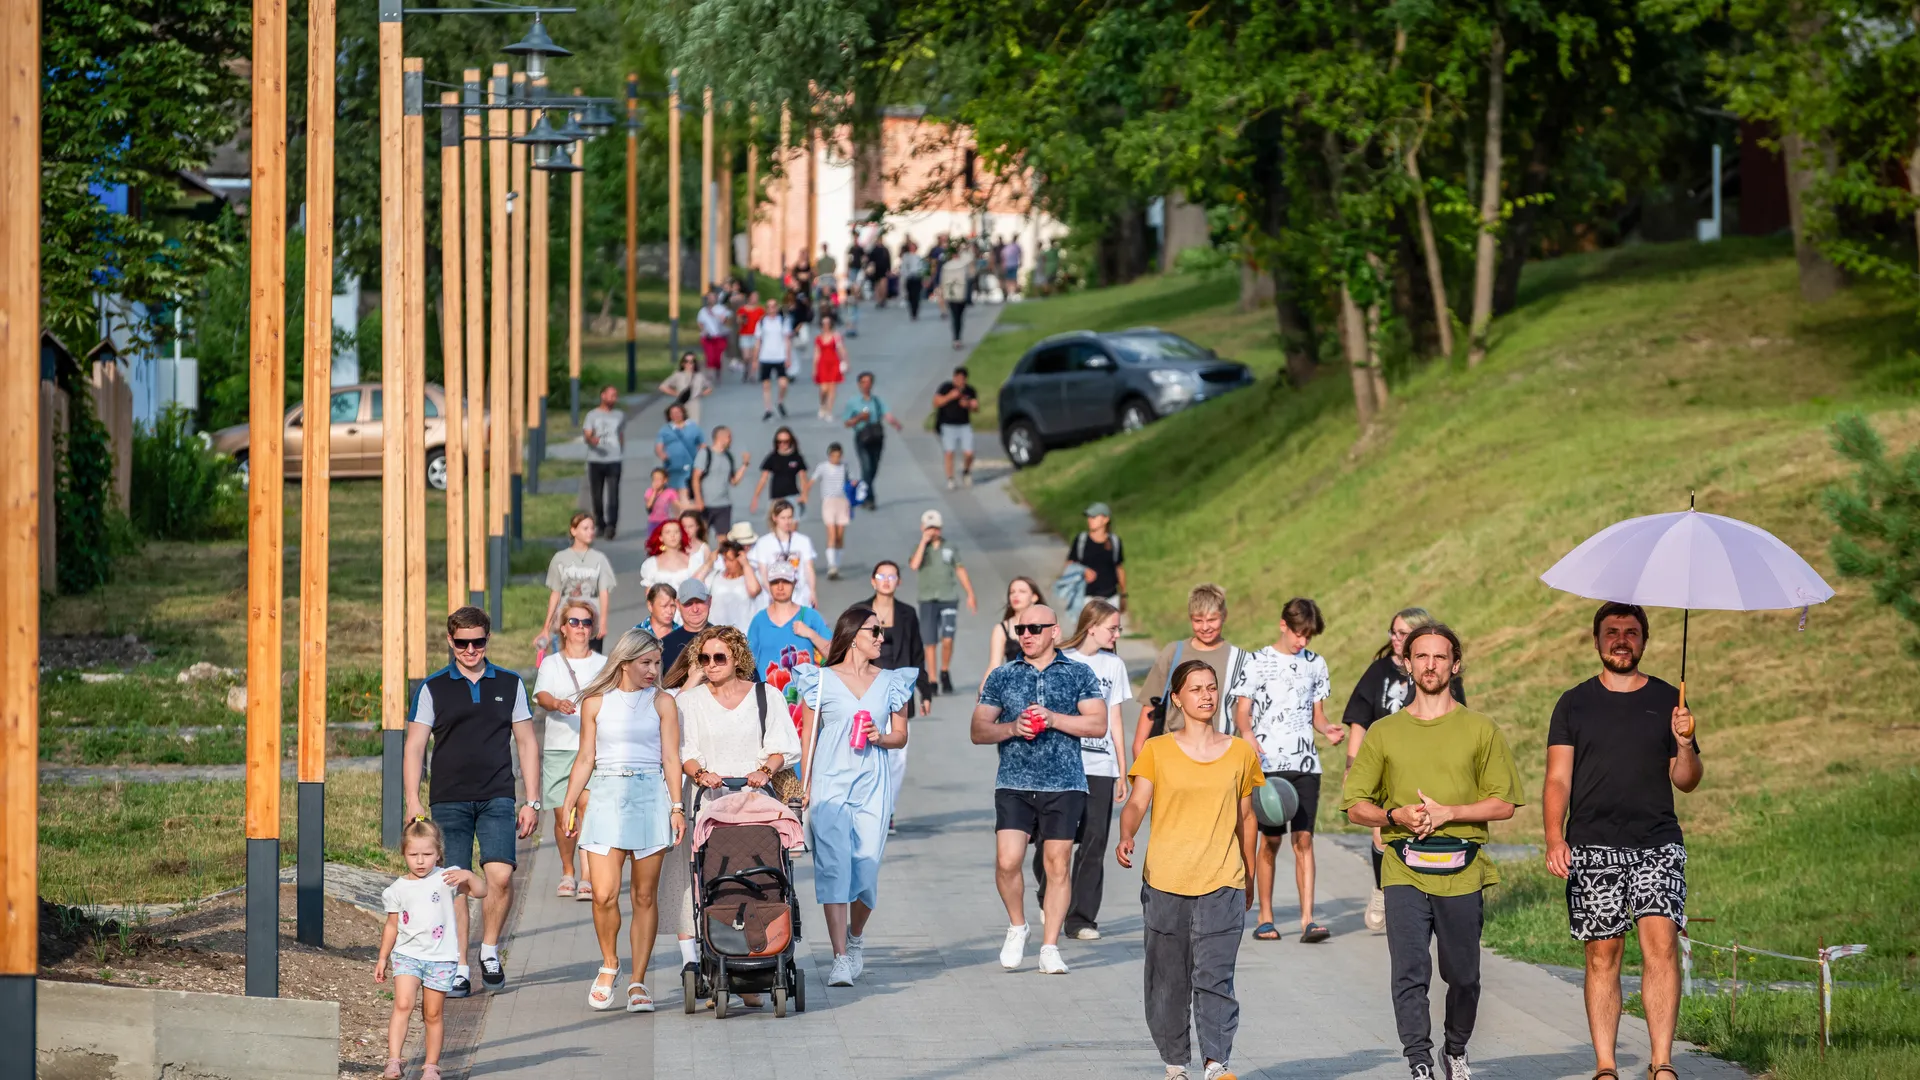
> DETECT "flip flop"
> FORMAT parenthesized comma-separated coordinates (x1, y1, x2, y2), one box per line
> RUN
(1252, 922, 1281, 941)
(1300, 922, 1331, 943)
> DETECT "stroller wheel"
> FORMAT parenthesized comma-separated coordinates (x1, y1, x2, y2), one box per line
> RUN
(773, 986, 788, 1018)
(714, 973, 730, 1019)
(793, 965, 807, 1013)
(681, 965, 698, 1015)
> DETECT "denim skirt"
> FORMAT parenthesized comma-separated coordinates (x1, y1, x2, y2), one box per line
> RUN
(580, 768, 674, 858)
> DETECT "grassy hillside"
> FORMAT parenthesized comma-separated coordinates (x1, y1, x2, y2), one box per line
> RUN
(1000, 239, 1920, 1077)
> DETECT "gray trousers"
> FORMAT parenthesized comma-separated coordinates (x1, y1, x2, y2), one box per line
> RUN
(1143, 883, 1246, 1068)
(1384, 884, 1484, 1069)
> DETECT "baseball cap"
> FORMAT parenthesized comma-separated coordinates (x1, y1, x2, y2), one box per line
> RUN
(920, 509, 944, 529)
(1085, 502, 1112, 518)
(677, 579, 711, 604)
(767, 563, 799, 583)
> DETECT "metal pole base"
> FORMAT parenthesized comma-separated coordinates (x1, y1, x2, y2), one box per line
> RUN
(245, 837, 279, 997)
(624, 342, 635, 393)
(0, 975, 33, 1076)
(570, 376, 581, 427)
(296, 781, 325, 947)
(469, 589, 485, 611)
(510, 474, 523, 550)
(488, 533, 507, 629)
(382, 729, 404, 848)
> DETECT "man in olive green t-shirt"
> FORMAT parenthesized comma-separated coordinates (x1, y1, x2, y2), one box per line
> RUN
(1341, 624, 1523, 1080)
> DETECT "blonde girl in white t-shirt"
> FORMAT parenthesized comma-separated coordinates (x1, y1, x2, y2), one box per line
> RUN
(377, 819, 487, 1080)
(1051, 598, 1133, 940)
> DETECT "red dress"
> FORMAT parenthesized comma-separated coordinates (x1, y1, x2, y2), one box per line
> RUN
(814, 332, 845, 385)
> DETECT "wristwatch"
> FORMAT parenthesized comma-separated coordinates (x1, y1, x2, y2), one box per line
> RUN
(524, 800, 543, 811)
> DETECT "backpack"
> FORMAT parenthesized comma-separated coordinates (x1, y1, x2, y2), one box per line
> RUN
(1070, 533, 1123, 581)
(942, 269, 969, 303)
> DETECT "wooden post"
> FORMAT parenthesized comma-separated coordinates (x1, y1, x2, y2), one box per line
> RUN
(439, 91, 465, 615)
(462, 70, 485, 609)
(508, 73, 527, 548)
(487, 63, 510, 627)
(526, 80, 549, 497)
(0, 0, 42, 1054)
(668, 70, 681, 362)
(296, 0, 335, 950)
(779, 104, 791, 273)
(622, 73, 637, 398)
(746, 106, 757, 279)
(806, 120, 817, 261)
(245, 0, 287, 999)
(570, 136, 583, 445)
(717, 130, 732, 286)
(376, 0, 406, 850)
(403, 58, 427, 706)
(701, 86, 713, 292)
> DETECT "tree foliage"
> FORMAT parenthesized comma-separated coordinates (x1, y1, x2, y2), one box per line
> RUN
(1825, 412, 1920, 658)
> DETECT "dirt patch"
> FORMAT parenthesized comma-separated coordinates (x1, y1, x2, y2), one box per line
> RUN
(40, 633, 156, 671)
(40, 885, 404, 1078)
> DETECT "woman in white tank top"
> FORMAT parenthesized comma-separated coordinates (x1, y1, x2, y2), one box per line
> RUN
(560, 627, 685, 1014)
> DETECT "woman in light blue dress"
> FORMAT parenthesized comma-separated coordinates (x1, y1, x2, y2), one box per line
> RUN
(795, 605, 916, 989)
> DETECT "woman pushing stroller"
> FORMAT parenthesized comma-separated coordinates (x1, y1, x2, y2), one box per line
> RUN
(792, 606, 917, 987)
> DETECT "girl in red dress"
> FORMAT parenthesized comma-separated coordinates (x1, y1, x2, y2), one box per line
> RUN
(814, 313, 846, 420)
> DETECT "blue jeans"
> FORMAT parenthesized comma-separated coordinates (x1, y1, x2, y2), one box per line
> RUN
(432, 796, 519, 869)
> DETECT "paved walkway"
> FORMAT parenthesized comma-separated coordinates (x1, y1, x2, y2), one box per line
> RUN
(468, 299, 1746, 1079)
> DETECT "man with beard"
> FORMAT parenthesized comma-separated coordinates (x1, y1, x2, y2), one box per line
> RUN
(1543, 603, 1702, 1080)
(1341, 624, 1523, 1080)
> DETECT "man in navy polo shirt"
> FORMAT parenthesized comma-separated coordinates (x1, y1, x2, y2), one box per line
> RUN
(971, 604, 1107, 976)
(405, 606, 540, 996)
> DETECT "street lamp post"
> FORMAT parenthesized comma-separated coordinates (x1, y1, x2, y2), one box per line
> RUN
(463, 70, 486, 612)
(624, 74, 638, 398)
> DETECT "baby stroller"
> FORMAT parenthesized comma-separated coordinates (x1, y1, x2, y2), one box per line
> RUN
(683, 779, 807, 1018)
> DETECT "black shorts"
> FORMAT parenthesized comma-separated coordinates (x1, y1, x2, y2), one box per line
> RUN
(995, 789, 1086, 842)
(1567, 842, 1688, 940)
(759, 360, 788, 383)
(1258, 771, 1319, 837)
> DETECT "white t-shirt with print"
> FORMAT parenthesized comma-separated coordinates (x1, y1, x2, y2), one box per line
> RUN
(1071, 648, 1134, 779)
(532, 650, 608, 753)
(748, 531, 819, 608)
(1229, 645, 1331, 774)
(382, 868, 464, 962)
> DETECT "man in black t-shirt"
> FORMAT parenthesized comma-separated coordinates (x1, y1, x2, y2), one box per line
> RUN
(1544, 602, 1702, 1080)
(933, 366, 980, 489)
(1065, 502, 1126, 610)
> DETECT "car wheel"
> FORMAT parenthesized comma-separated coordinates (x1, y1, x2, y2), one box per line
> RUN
(1118, 398, 1155, 433)
(426, 448, 448, 491)
(1004, 419, 1045, 469)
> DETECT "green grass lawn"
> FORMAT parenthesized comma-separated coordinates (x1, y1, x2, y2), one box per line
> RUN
(1006, 237, 1920, 1077)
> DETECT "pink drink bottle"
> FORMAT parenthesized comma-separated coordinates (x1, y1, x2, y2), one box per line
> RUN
(850, 710, 873, 750)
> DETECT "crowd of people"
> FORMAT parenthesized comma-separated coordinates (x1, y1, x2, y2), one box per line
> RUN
(377, 263, 1703, 1080)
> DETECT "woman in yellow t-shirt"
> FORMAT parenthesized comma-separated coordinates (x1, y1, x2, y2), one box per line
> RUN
(1117, 660, 1264, 1080)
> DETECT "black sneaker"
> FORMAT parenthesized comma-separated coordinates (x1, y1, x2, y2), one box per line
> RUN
(448, 973, 472, 999)
(939, 670, 954, 694)
(480, 954, 505, 990)
(777, 403, 787, 418)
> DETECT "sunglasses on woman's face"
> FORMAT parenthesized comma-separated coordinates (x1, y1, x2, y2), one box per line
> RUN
(563, 617, 592, 628)
(873, 573, 899, 582)
(698, 651, 732, 666)
(861, 625, 884, 638)
(451, 634, 489, 651)
(776, 438, 793, 447)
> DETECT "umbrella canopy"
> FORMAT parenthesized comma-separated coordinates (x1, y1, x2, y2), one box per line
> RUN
(1541, 509, 1834, 612)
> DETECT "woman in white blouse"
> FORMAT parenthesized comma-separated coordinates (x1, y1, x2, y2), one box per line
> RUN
(639, 519, 698, 593)
(530, 599, 608, 902)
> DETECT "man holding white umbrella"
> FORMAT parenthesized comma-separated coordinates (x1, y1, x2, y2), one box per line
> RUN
(1543, 603, 1701, 1080)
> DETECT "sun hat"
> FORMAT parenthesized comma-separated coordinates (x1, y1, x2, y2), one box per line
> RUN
(920, 509, 944, 529)
(1254, 774, 1301, 830)
(1084, 502, 1112, 519)
(726, 521, 758, 545)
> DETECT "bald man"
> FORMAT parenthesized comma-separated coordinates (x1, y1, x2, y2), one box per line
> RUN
(972, 604, 1109, 974)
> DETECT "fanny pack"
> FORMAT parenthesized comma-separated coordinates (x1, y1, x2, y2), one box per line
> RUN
(1387, 836, 1481, 875)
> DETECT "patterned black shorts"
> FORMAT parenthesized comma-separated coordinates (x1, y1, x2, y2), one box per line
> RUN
(1566, 842, 1687, 941)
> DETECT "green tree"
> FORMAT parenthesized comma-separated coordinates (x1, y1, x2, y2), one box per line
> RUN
(1825, 412, 1920, 657)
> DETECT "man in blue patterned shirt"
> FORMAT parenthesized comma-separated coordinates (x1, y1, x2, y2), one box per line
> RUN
(972, 604, 1107, 975)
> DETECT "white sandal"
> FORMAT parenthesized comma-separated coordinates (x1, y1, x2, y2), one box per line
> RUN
(626, 982, 655, 1013)
(575, 879, 594, 902)
(586, 966, 619, 1011)
(556, 875, 576, 898)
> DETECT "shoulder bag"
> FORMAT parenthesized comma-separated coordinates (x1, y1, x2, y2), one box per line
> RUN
(753, 681, 808, 805)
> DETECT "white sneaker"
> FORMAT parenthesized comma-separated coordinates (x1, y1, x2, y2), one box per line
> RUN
(999, 924, 1030, 970)
(1072, 926, 1101, 940)
(1038, 944, 1069, 975)
(1366, 887, 1387, 931)
(846, 934, 865, 980)
(828, 954, 855, 987)
(1204, 1062, 1237, 1080)
(947, 478, 957, 490)
(1165, 1068, 1190, 1080)
(1445, 1053, 1471, 1080)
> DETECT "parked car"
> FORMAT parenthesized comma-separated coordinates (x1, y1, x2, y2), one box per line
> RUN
(210, 382, 479, 489)
(997, 329, 1255, 468)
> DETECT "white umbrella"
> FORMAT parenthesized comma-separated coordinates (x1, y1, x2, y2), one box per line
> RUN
(1540, 501, 1834, 703)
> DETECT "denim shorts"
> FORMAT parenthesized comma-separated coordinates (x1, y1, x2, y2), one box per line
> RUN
(390, 953, 459, 993)
(579, 769, 674, 858)
(432, 796, 519, 869)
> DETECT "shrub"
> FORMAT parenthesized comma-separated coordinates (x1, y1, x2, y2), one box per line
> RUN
(130, 406, 244, 540)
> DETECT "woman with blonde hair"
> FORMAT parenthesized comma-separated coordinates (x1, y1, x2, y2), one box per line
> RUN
(1340, 605, 1467, 931)
(1038, 598, 1132, 940)
(560, 628, 684, 1013)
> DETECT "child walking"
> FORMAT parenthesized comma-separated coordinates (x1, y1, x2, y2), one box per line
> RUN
(812, 442, 853, 580)
(377, 820, 487, 1080)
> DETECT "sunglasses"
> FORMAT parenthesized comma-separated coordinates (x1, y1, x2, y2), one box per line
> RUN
(563, 617, 592, 628)
(873, 573, 899, 582)
(698, 651, 732, 666)
(861, 625, 884, 638)
(1013, 623, 1056, 637)
(450, 635, 489, 651)
(776, 439, 794, 446)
